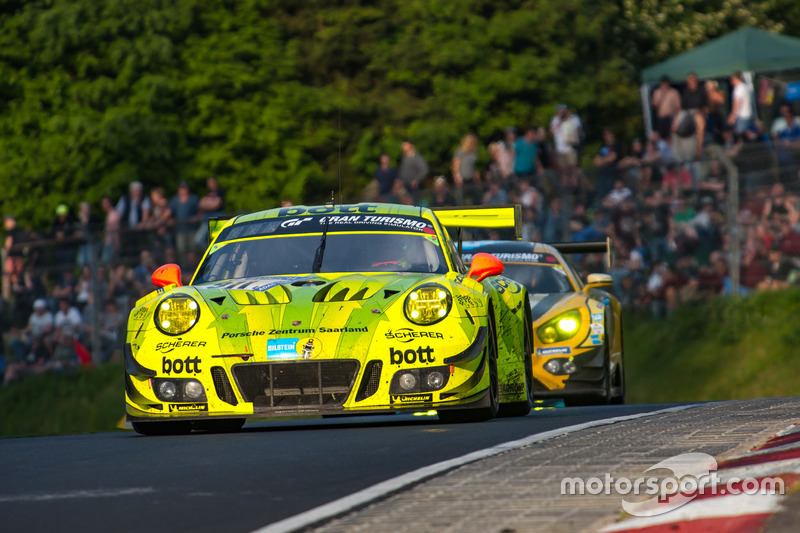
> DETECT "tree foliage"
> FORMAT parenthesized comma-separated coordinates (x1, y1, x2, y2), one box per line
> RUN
(0, 0, 797, 228)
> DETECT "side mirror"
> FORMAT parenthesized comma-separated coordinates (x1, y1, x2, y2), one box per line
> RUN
(584, 273, 613, 290)
(466, 253, 504, 283)
(151, 264, 183, 288)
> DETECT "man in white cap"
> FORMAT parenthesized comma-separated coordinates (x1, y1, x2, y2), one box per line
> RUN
(5, 299, 54, 384)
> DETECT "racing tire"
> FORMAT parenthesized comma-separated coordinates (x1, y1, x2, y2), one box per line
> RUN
(132, 420, 193, 436)
(610, 342, 626, 404)
(192, 418, 246, 433)
(498, 301, 534, 418)
(438, 307, 500, 423)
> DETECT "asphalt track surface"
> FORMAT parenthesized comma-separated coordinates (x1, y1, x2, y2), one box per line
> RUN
(0, 404, 683, 533)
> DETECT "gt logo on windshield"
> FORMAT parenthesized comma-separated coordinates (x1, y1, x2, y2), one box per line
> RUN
(280, 217, 312, 228)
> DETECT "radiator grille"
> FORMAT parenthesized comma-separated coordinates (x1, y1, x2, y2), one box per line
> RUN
(211, 366, 238, 406)
(355, 361, 382, 402)
(232, 360, 359, 409)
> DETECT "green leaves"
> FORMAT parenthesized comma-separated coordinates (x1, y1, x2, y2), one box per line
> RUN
(0, 0, 797, 227)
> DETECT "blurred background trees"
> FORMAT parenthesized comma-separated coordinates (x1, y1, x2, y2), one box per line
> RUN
(0, 0, 797, 226)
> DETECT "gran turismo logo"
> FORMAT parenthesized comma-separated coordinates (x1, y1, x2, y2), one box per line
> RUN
(280, 217, 312, 228)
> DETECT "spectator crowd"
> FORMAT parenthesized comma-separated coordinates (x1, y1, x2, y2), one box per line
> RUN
(365, 72, 800, 319)
(1, 177, 225, 385)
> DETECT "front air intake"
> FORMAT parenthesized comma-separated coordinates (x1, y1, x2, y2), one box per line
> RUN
(211, 366, 238, 406)
(355, 361, 382, 402)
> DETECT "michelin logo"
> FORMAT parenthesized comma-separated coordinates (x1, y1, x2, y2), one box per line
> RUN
(537, 347, 572, 356)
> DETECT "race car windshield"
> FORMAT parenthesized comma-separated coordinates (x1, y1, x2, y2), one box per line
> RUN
(194, 233, 447, 282)
(499, 263, 574, 294)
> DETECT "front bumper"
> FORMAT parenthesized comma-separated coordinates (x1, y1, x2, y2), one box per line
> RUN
(125, 327, 491, 421)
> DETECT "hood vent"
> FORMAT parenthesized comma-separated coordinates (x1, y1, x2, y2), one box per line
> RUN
(383, 289, 400, 299)
(210, 296, 226, 305)
(292, 279, 326, 287)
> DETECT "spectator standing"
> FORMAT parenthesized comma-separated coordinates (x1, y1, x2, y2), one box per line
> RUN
(169, 181, 199, 265)
(651, 76, 682, 141)
(513, 128, 541, 188)
(771, 103, 800, 170)
(728, 72, 754, 135)
(430, 176, 456, 208)
(6, 299, 54, 384)
(541, 197, 565, 243)
(398, 140, 429, 196)
(146, 187, 173, 254)
(75, 201, 99, 268)
(452, 134, 480, 205)
(51, 204, 77, 267)
(550, 105, 583, 190)
(593, 129, 621, 201)
(116, 181, 151, 229)
(673, 72, 707, 164)
(101, 196, 121, 263)
(373, 154, 398, 199)
(3, 215, 28, 298)
(705, 80, 726, 143)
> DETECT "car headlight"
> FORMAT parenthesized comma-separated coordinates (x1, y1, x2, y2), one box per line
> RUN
(155, 295, 200, 336)
(404, 284, 452, 325)
(537, 310, 582, 344)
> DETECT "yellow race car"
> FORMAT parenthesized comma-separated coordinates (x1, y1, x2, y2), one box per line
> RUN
(462, 240, 625, 405)
(124, 204, 534, 434)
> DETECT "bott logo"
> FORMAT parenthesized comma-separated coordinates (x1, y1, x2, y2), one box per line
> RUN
(162, 356, 202, 375)
(389, 346, 435, 365)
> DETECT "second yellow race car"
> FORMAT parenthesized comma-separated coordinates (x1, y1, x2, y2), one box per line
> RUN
(462, 240, 625, 405)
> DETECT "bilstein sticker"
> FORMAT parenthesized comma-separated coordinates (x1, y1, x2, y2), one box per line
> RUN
(267, 338, 299, 360)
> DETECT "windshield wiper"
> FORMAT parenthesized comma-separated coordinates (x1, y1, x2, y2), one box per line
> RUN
(312, 216, 330, 273)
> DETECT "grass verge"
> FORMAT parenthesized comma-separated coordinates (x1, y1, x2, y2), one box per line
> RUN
(625, 288, 800, 403)
(0, 361, 124, 437)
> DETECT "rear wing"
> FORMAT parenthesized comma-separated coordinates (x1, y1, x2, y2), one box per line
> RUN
(208, 216, 235, 245)
(550, 238, 612, 269)
(433, 205, 522, 240)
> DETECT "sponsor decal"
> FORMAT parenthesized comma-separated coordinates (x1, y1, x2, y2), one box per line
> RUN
(267, 338, 299, 360)
(454, 294, 483, 308)
(279, 217, 312, 228)
(221, 331, 266, 339)
(389, 346, 436, 365)
(162, 356, 202, 374)
(292, 320, 302, 326)
(168, 403, 208, 413)
(463, 252, 561, 264)
(278, 204, 378, 217)
(590, 334, 602, 345)
(131, 307, 148, 320)
(221, 313, 230, 319)
(489, 277, 522, 294)
(269, 328, 316, 335)
(590, 312, 603, 322)
(390, 393, 433, 404)
(590, 323, 604, 334)
(384, 328, 444, 343)
(297, 337, 321, 359)
(371, 308, 381, 314)
(537, 347, 572, 356)
(318, 326, 367, 333)
(155, 339, 207, 353)
(454, 274, 466, 284)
